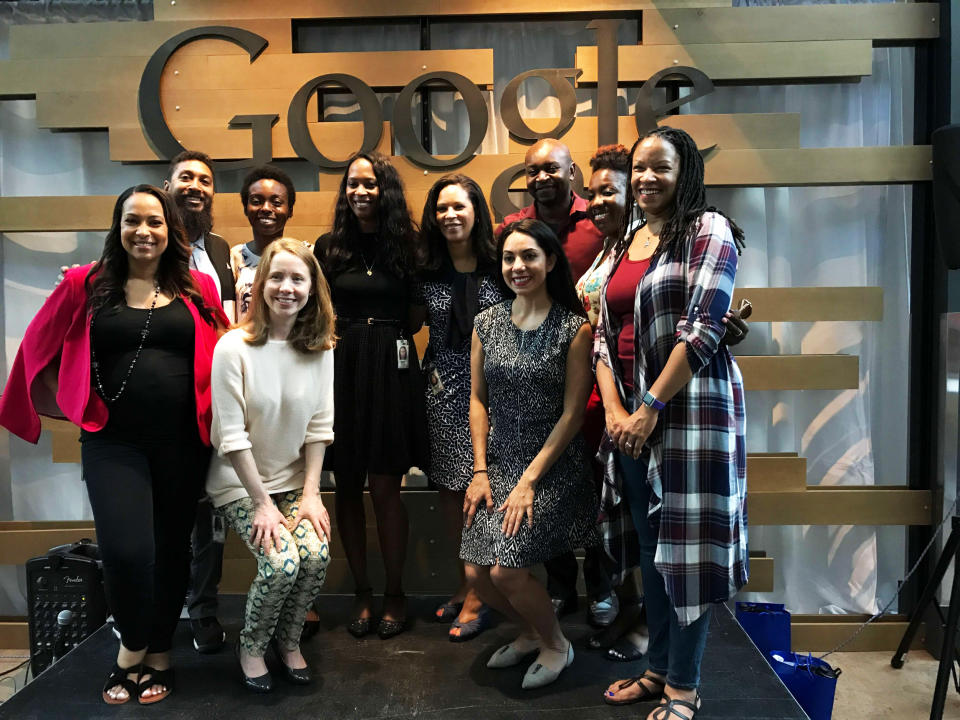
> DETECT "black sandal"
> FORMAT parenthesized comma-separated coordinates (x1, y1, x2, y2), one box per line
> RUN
(652, 690, 701, 719)
(602, 670, 666, 706)
(377, 592, 410, 639)
(137, 664, 174, 705)
(101, 662, 139, 705)
(347, 587, 375, 638)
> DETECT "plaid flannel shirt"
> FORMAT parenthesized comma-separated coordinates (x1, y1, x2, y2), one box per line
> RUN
(594, 211, 748, 627)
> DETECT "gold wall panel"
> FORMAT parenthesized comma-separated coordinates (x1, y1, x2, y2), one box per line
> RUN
(737, 355, 859, 391)
(746, 456, 806, 493)
(165, 50, 493, 91)
(576, 40, 873, 84)
(749, 488, 932, 526)
(733, 287, 884, 323)
(0, 522, 97, 565)
(742, 556, 774, 593)
(643, 4, 940, 45)
(110, 120, 393, 163)
(154, 1, 731, 22)
(791, 615, 921, 653)
(506, 114, 801, 154)
(0, 623, 28, 650)
(8, 19, 294, 59)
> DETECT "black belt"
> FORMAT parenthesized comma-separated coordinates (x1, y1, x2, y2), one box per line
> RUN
(338, 316, 402, 326)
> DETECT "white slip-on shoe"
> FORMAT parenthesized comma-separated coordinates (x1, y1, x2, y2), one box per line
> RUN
(487, 641, 539, 669)
(521, 642, 574, 690)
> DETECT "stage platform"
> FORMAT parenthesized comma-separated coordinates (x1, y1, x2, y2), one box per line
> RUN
(0, 596, 807, 719)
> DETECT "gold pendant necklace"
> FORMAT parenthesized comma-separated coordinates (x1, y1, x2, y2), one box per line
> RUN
(359, 251, 374, 276)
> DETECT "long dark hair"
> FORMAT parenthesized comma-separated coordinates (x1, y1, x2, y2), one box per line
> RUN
(85, 184, 215, 325)
(321, 151, 417, 278)
(619, 126, 745, 260)
(496, 218, 586, 320)
(417, 174, 497, 274)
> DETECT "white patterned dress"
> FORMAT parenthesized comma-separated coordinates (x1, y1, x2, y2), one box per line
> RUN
(460, 300, 599, 568)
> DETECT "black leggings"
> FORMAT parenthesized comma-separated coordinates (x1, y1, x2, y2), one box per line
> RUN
(82, 434, 209, 653)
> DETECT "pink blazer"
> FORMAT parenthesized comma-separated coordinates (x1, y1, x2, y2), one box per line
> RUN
(0, 264, 228, 446)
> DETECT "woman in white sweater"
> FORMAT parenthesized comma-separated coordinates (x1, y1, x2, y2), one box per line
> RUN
(206, 238, 336, 693)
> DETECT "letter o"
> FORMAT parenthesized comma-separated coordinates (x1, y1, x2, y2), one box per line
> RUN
(288, 74, 384, 169)
(500, 68, 582, 141)
(393, 71, 489, 169)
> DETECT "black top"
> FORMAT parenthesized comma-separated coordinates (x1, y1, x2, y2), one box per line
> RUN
(315, 232, 412, 323)
(89, 298, 195, 442)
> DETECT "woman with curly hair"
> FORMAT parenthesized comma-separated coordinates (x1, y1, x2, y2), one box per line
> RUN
(597, 127, 747, 719)
(416, 174, 502, 641)
(314, 151, 428, 639)
(207, 239, 335, 692)
(0, 185, 228, 705)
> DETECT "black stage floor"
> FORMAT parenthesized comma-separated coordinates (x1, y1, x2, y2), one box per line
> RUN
(1, 596, 807, 719)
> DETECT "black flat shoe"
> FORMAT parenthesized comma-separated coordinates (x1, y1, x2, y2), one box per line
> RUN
(269, 637, 312, 685)
(348, 587, 375, 638)
(605, 636, 646, 662)
(236, 639, 273, 693)
(378, 592, 410, 639)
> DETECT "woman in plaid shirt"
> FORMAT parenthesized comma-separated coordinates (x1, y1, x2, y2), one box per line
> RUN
(595, 127, 747, 720)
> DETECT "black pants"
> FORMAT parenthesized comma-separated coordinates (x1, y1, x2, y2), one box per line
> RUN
(82, 434, 209, 653)
(187, 498, 225, 621)
(545, 547, 613, 602)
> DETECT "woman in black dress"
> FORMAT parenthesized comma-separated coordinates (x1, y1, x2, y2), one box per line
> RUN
(313, 151, 427, 639)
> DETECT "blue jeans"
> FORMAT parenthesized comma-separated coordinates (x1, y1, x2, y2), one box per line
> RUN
(618, 451, 712, 690)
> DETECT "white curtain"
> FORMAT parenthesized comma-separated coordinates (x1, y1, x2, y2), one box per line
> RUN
(0, 1, 914, 619)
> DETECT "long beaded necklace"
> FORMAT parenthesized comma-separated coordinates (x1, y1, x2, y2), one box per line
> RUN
(90, 282, 161, 403)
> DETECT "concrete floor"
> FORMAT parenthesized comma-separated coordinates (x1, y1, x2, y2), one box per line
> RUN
(2, 648, 959, 717)
(827, 650, 960, 719)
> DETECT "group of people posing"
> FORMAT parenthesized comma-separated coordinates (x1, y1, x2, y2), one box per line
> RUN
(0, 126, 749, 720)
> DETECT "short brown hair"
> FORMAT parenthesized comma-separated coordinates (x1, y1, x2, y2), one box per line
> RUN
(243, 238, 336, 353)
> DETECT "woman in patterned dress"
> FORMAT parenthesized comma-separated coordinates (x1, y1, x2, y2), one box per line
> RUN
(461, 218, 597, 690)
(416, 175, 502, 641)
(597, 127, 747, 720)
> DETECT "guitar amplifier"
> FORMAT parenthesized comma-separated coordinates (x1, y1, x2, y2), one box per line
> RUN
(26, 538, 108, 676)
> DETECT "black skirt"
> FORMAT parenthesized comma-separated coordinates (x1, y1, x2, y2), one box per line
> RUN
(324, 319, 429, 481)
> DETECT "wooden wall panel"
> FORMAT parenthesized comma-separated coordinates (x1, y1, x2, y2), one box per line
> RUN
(642, 4, 940, 45)
(790, 615, 921, 653)
(746, 456, 806, 493)
(733, 287, 883, 323)
(8, 20, 294, 59)
(738, 355, 859, 391)
(749, 488, 931, 526)
(154, 1, 731, 22)
(576, 41, 874, 84)
(110, 120, 393, 163)
(165, 50, 493, 91)
(742, 557, 774, 593)
(0, 57, 149, 96)
(506, 114, 801, 154)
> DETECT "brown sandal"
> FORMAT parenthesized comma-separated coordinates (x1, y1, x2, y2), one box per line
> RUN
(603, 670, 666, 706)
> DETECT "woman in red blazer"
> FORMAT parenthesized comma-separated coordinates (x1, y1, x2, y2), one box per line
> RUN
(0, 184, 227, 706)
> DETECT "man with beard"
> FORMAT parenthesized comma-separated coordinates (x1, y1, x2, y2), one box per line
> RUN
(496, 138, 612, 626)
(497, 138, 604, 280)
(163, 150, 234, 654)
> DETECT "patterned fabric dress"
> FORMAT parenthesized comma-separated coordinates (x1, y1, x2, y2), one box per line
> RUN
(418, 273, 502, 491)
(459, 300, 599, 568)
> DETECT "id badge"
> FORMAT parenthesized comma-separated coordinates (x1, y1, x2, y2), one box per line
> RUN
(212, 514, 226, 544)
(425, 363, 444, 396)
(396, 338, 410, 369)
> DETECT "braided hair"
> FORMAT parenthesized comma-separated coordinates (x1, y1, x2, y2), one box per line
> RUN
(619, 126, 745, 259)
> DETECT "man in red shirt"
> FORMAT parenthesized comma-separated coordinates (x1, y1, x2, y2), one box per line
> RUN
(497, 138, 611, 623)
(496, 138, 604, 281)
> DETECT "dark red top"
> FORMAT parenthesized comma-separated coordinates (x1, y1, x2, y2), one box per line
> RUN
(497, 193, 604, 281)
(605, 255, 651, 390)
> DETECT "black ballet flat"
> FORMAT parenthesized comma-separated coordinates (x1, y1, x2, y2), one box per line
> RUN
(377, 592, 410, 640)
(348, 587, 375, 638)
(235, 640, 273, 693)
(605, 636, 646, 662)
(269, 637, 312, 685)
